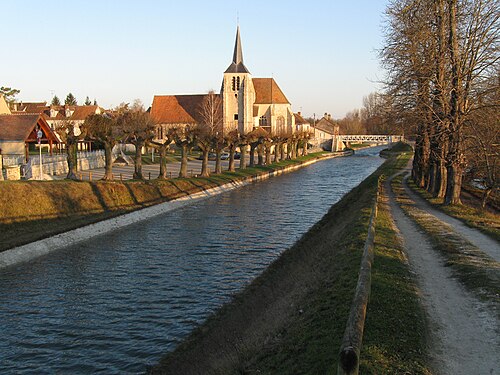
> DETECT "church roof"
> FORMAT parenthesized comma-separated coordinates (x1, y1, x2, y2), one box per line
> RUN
(225, 26, 250, 74)
(150, 95, 211, 124)
(252, 78, 290, 104)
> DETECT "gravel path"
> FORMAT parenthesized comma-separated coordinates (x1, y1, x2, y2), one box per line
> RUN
(387, 173, 499, 375)
(402, 174, 500, 262)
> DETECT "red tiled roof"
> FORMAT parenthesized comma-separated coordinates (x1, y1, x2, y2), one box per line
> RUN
(70, 105, 101, 120)
(0, 114, 59, 142)
(252, 78, 289, 104)
(150, 95, 210, 124)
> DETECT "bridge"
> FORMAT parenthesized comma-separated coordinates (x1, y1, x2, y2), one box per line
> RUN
(332, 134, 404, 151)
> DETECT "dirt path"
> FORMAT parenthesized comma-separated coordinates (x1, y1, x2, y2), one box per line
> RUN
(402, 174, 500, 262)
(387, 174, 499, 375)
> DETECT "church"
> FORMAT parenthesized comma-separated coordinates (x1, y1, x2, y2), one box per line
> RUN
(151, 27, 297, 138)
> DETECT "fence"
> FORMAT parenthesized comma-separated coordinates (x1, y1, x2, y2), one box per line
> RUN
(337, 180, 380, 375)
(23, 150, 106, 179)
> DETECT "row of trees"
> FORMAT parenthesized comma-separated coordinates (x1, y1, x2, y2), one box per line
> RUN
(59, 93, 311, 181)
(51, 93, 97, 106)
(380, 0, 498, 205)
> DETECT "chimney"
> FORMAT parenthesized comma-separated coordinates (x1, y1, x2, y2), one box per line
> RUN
(297, 111, 301, 116)
(327, 114, 331, 120)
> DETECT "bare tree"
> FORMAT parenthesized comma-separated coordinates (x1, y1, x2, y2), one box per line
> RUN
(119, 102, 156, 180)
(197, 91, 223, 176)
(224, 130, 240, 172)
(170, 126, 196, 178)
(54, 119, 86, 180)
(149, 131, 174, 179)
(83, 113, 123, 180)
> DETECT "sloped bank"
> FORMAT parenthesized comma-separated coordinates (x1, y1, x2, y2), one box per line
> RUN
(0, 151, 351, 268)
(148, 154, 430, 375)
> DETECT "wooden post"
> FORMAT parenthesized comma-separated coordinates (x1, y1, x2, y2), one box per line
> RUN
(338, 184, 379, 375)
(89, 171, 92, 182)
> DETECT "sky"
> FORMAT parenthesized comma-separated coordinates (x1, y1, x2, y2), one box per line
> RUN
(2, 0, 389, 119)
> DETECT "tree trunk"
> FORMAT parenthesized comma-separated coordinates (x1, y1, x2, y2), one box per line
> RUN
(257, 144, 264, 166)
(158, 144, 167, 179)
(102, 142, 114, 180)
(133, 141, 144, 180)
(179, 144, 188, 178)
(215, 149, 222, 174)
(291, 141, 297, 159)
(249, 144, 256, 167)
(66, 142, 78, 180)
(265, 144, 272, 165)
(281, 143, 286, 161)
(286, 142, 292, 159)
(200, 148, 210, 177)
(239, 145, 247, 170)
(228, 145, 236, 172)
(445, 162, 462, 205)
(274, 143, 281, 163)
(481, 189, 492, 210)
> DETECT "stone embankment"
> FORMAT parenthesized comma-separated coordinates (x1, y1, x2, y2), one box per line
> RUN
(0, 151, 351, 268)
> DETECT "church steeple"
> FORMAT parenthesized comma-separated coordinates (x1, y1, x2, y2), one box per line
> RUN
(225, 26, 250, 73)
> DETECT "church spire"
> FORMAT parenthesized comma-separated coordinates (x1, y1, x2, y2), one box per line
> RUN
(233, 26, 244, 65)
(225, 26, 250, 73)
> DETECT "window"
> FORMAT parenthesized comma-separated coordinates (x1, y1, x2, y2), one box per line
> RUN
(259, 115, 267, 127)
(236, 76, 241, 90)
(234, 114, 238, 120)
(232, 77, 236, 91)
(231, 76, 241, 91)
(277, 116, 285, 134)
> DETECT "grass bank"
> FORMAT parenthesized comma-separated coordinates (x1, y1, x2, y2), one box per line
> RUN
(0, 152, 331, 252)
(149, 153, 431, 374)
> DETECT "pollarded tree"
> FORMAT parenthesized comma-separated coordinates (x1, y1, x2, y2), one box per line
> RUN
(65, 93, 77, 105)
(149, 130, 174, 179)
(83, 113, 123, 180)
(119, 102, 156, 180)
(224, 129, 240, 172)
(170, 126, 196, 178)
(54, 119, 86, 180)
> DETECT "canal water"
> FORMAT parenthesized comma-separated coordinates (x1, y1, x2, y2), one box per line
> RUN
(0, 147, 385, 374)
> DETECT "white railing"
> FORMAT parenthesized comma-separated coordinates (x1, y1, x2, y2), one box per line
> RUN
(337, 135, 404, 143)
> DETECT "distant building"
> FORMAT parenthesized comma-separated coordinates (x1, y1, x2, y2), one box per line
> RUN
(312, 114, 340, 150)
(294, 112, 311, 133)
(10, 103, 103, 150)
(151, 27, 296, 139)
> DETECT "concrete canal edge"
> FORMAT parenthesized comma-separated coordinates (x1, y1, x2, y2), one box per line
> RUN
(0, 151, 352, 269)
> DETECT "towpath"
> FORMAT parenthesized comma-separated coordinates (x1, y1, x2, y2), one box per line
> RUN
(386, 171, 499, 375)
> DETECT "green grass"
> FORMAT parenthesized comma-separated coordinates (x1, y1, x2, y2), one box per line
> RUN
(361, 176, 431, 374)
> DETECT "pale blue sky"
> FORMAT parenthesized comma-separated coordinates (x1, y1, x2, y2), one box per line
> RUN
(2, 0, 389, 118)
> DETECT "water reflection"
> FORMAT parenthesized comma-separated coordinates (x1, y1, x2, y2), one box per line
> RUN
(0, 147, 384, 374)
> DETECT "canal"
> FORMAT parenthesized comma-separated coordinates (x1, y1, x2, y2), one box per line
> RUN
(0, 147, 385, 374)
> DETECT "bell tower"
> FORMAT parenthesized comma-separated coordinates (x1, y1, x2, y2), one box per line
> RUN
(221, 26, 255, 134)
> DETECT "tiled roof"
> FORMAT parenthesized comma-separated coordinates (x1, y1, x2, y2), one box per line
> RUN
(70, 105, 101, 120)
(252, 78, 290, 104)
(150, 95, 210, 124)
(314, 117, 338, 135)
(294, 113, 309, 125)
(0, 114, 58, 142)
(12, 102, 47, 113)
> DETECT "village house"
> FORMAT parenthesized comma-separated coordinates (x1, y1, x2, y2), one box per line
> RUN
(151, 27, 296, 140)
(10, 101, 103, 150)
(294, 112, 311, 133)
(0, 113, 59, 159)
(312, 113, 340, 150)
